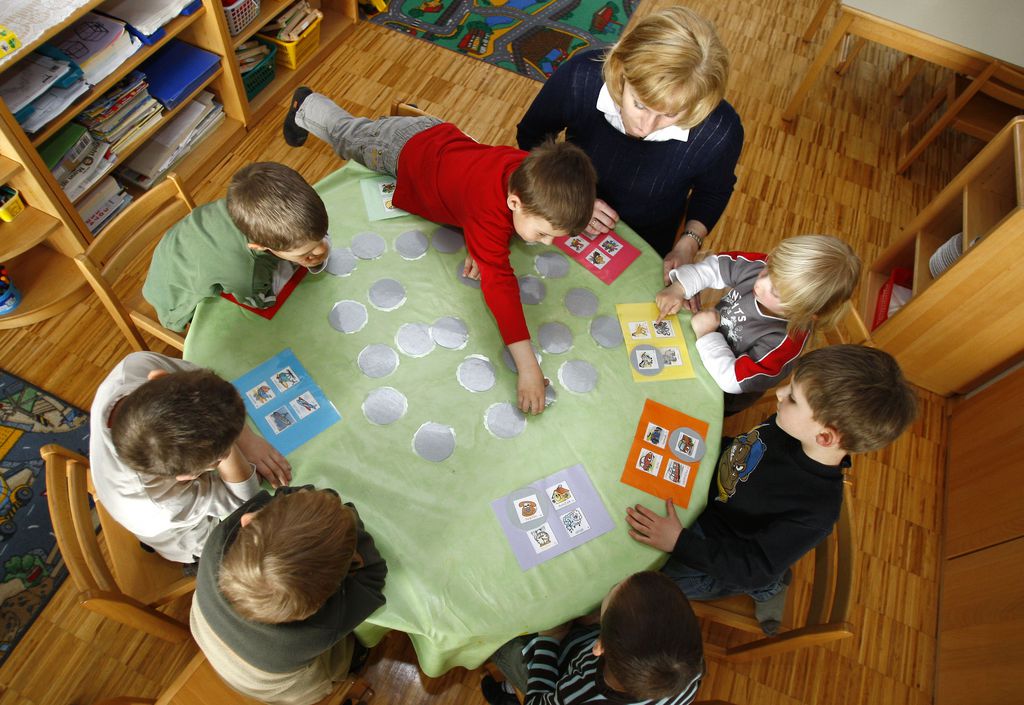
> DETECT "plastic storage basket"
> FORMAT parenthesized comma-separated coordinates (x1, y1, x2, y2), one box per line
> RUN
(259, 15, 321, 70)
(222, 0, 261, 36)
(242, 40, 277, 101)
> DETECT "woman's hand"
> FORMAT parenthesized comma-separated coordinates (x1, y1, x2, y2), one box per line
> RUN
(585, 199, 619, 236)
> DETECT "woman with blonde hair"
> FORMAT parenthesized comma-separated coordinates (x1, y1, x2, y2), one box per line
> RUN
(517, 6, 743, 296)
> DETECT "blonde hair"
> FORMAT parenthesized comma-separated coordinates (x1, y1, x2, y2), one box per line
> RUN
(766, 235, 861, 332)
(219, 490, 358, 624)
(602, 7, 729, 129)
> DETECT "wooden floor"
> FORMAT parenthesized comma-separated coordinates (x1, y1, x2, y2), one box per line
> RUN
(0, 0, 973, 702)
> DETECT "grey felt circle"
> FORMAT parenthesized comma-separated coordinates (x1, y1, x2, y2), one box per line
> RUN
(431, 316, 469, 349)
(413, 422, 456, 462)
(590, 315, 624, 348)
(518, 276, 546, 305)
(432, 226, 465, 253)
(484, 402, 527, 439)
(395, 322, 435, 357)
(558, 360, 598, 393)
(328, 300, 367, 334)
(326, 247, 357, 277)
(362, 387, 407, 425)
(396, 229, 429, 260)
(351, 232, 386, 260)
(535, 251, 569, 278)
(455, 260, 482, 289)
(631, 344, 661, 377)
(565, 287, 599, 317)
(357, 344, 399, 378)
(545, 383, 557, 407)
(457, 356, 496, 392)
(538, 322, 573, 354)
(668, 427, 707, 462)
(501, 343, 542, 373)
(368, 278, 407, 311)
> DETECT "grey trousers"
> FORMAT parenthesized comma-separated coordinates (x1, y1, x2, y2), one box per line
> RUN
(489, 635, 532, 694)
(294, 93, 441, 177)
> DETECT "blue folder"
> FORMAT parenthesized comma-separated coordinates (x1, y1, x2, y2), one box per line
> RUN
(142, 39, 220, 110)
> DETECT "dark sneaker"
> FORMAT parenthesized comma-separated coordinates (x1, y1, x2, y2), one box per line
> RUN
(481, 674, 520, 705)
(348, 639, 371, 674)
(283, 86, 313, 147)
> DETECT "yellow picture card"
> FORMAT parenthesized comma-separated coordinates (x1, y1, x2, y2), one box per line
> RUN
(615, 303, 695, 382)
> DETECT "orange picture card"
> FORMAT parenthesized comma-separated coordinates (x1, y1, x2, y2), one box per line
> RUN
(621, 399, 711, 508)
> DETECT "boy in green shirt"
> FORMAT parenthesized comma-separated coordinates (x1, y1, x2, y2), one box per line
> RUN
(144, 162, 331, 332)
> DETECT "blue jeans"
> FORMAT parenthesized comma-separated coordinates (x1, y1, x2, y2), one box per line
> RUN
(295, 93, 441, 177)
(661, 522, 787, 603)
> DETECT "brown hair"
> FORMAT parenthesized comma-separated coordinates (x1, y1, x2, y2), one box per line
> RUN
(219, 489, 358, 624)
(226, 162, 329, 250)
(508, 140, 596, 234)
(603, 7, 729, 128)
(112, 369, 245, 477)
(601, 571, 704, 699)
(794, 344, 918, 453)
(766, 235, 862, 333)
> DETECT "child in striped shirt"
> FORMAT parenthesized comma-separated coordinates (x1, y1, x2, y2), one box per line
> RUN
(482, 572, 704, 705)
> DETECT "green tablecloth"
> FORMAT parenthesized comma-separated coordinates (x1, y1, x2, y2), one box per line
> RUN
(184, 161, 723, 676)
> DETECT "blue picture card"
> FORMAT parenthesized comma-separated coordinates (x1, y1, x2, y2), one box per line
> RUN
(232, 348, 341, 457)
(491, 464, 615, 571)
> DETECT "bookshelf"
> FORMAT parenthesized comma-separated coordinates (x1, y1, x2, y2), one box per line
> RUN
(860, 116, 1024, 395)
(0, 0, 358, 330)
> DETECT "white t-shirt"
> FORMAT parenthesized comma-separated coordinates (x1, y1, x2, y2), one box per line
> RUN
(596, 83, 690, 142)
(89, 352, 259, 563)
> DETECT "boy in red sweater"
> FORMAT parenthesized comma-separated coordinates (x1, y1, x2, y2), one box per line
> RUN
(284, 89, 596, 414)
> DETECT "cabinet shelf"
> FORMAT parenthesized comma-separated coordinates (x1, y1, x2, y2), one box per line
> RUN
(0, 155, 20, 183)
(0, 208, 62, 261)
(231, 0, 295, 49)
(30, 8, 207, 147)
(861, 116, 1024, 395)
(0, 245, 89, 329)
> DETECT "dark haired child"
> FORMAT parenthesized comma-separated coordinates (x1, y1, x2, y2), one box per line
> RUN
(483, 571, 704, 705)
(89, 352, 292, 564)
(191, 486, 387, 705)
(144, 162, 331, 333)
(284, 88, 598, 415)
(626, 344, 917, 634)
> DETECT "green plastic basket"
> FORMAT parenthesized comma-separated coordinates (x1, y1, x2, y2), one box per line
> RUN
(242, 39, 277, 102)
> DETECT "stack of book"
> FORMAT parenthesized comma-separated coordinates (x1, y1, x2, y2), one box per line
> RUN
(0, 51, 88, 134)
(99, 0, 197, 40)
(38, 123, 116, 203)
(76, 71, 163, 155)
(51, 13, 141, 87)
(76, 176, 133, 234)
(118, 90, 224, 189)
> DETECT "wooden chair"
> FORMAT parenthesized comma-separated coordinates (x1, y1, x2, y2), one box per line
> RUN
(820, 303, 871, 347)
(92, 649, 375, 705)
(390, 101, 434, 118)
(74, 173, 195, 352)
(42, 444, 194, 643)
(691, 481, 856, 662)
(898, 60, 1024, 173)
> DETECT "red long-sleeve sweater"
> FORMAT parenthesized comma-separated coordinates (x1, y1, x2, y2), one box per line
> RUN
(393, 123, 529, 345)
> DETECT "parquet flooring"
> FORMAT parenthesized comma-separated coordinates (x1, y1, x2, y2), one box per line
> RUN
(0, 0, 973, 702)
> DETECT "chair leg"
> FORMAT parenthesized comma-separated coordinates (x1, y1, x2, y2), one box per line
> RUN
(801, 0, 834, 42)
(834, 36, 866, 76)
(893, 57, 926, 98)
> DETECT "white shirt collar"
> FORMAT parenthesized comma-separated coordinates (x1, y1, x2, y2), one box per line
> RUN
(596, 83, 689, 142)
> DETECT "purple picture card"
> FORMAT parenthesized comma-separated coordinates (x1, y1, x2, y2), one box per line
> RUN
(491, 463, 615, 571)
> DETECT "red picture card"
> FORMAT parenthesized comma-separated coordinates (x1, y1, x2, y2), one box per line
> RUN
(556, 230, 640, 285)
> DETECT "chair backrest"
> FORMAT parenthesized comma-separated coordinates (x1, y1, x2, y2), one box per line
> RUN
(390, 101, 435, 119)
(74, 173, 194, 352)
(821, 303, 871, 346)
(41, 444, 193, 642)
(690, 480, 856, 661)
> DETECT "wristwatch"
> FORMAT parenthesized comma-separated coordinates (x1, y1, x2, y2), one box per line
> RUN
(680, 229, 704, 249)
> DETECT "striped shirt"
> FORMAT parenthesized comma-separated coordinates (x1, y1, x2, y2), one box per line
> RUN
(524, 625, 701, 705)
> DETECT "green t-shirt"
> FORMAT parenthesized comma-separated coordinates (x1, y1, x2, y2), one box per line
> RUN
(143, 199, 278, 332)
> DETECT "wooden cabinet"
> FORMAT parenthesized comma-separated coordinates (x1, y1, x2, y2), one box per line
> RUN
(0, 0, 356, 330)
(860, 116, 1024, 395)
(935, 365, 1024, 705)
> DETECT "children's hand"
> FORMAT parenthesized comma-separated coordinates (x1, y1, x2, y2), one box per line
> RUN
(626, 499, 683, 553)
(690, 310, 721, 338)
(655, 282, 687, 321)
(539, 621, 573, 641)
(585, 198, 618, 236)
(517, 369, 548, 415)
(462, 256, 481, 280)
(237, 426, 292, 487)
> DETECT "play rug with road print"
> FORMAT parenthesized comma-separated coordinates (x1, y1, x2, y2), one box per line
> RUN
(0, 370, 89, 666)
(370, 0, 639, 80)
